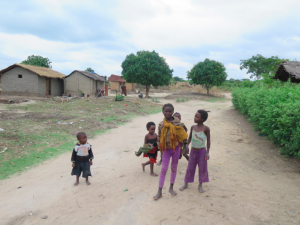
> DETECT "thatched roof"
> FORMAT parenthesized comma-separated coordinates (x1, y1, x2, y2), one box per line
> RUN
(273, 61, 300, 83)
(175, 82, 190, 86)
(67, 70, 106, 81)
(108, 74, 126, 82)
(0, 63, 65, 79)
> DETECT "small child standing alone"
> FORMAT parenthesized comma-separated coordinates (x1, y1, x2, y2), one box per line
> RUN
(180, 110, 210, 193)
(142, 122, 158, 176)
(71, 132, 94, 186)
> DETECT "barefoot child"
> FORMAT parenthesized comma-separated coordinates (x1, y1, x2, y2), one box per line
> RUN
(173, 112, 189, 161)
(142, 122, 159, 176)
(71, 132, 94, 186)
(153, 103, 188, 200)
(180, 110, 210, 193)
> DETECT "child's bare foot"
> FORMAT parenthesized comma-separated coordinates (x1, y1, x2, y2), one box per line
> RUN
(153, 192, 162, 200)
(74, 181, 79, 186)
(198, 184, 205, 193)
(86, 180, 91, 185)
(179, 183, 188, 191)
(142, 163, 145, 172)
(150, 172, 158, 177)
(169, 188, 177, 196)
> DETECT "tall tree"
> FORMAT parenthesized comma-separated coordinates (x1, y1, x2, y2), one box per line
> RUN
(85, 67, 95, 73)
(121, 50, 173, 97)
(187, 58, 227, 94)
(240, 54, 285, 79)
(173, 76, 184, 82)
(21, 55, 52, 68)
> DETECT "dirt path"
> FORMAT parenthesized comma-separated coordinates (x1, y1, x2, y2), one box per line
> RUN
(1, 96, 300, 225)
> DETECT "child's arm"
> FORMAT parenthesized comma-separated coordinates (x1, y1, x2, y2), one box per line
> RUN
(205, 126, 211, 160)
(71, 148, 76, 167)
(144, 134, 148, 145)
(187, 125, 194, 145)
(89, 146, 94, 165)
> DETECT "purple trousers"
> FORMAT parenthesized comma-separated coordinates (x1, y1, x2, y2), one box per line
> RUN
(184, 148, 209, 183)
(158, 146, 180, 188)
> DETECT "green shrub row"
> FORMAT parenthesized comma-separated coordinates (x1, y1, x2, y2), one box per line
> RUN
(232, 82, 300, 158)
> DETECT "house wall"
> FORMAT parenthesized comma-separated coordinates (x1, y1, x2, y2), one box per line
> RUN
(125, 83, 135, 92)
(64, 71, 98, 96)
(96, 81, 105, 90)
(1, 67, 39, 96)
(38, 76, 46, 96)
(109, 81, 120, 91)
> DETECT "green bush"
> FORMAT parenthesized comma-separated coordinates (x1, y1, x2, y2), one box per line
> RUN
(232, 81, 300, 158)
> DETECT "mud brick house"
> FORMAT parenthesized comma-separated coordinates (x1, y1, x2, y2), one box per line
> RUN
(64, 70, 106, 96)
(108, 74, 135, 93)
(0, 63, 65, 96)
(273, 61, 300, 83)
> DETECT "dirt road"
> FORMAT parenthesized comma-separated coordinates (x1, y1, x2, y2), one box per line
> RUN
(1, 95, 300, 225)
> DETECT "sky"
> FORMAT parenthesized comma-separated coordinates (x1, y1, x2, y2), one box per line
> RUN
(0, 0, 300, 80)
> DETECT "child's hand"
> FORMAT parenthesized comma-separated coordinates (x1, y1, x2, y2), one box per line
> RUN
(89, 160, 93, 166)
(72, 162, 75, 167)
(205, 152, 210, 160)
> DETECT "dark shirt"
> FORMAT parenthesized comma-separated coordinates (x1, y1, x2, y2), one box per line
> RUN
(71, 143, 94, 162)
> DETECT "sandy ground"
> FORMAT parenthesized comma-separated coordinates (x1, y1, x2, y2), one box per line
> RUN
(1, 95, 300, 225)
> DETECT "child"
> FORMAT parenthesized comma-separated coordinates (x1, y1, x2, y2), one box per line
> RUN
(71, 132, 94, 186)
(173, 112, 189, 161)
(142, 122, 158, 176)
(180, 110, 210, 193)
(153, 103, 188, 200)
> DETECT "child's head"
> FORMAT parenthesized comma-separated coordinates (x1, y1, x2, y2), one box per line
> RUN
(162, 103, 174, 120)
(77, 132, 87, 144)
(146, 121, 156, 134)
(194, 110, 208, 123)
(173, 112, 181, 121)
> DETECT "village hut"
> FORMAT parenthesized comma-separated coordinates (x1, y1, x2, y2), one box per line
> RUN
(273, 61, 300, 83)
(175, 81, 190, 88)
(64, 70, 106, 96)
(108, 74, 135, 92)
(0, 63, 65, 96)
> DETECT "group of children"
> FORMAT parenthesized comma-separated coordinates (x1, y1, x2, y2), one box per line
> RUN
(70, 103, 210, 201)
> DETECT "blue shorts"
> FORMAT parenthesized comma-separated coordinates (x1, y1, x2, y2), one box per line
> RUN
(71, 161, 91, 178)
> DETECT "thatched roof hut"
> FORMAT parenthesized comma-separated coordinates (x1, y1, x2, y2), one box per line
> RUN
(273, 61, 300, 83)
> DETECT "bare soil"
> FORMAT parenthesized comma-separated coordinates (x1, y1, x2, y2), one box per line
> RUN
(1, 93, 300, 224)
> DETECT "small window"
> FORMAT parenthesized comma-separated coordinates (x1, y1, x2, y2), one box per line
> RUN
(18, 75, 22, 78)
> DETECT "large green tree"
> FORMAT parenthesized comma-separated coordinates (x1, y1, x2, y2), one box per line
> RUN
(187, 58, 227, 94)
(240, 54, 285, 79)
(85, 67, 95, 73)
(121, 50, 173, 97)
(21, 55, 52, 68)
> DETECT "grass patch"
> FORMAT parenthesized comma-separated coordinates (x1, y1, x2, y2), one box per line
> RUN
(0, 96, 161, 179)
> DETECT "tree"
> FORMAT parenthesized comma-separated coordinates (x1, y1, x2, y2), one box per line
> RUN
(240, 54, 285, 79)
(21, 55, 52, 68)
(173, 76, 184, 82)
(121, 50, 173, 97)
(187, 58, 227, 94)
(86, 67, 95, 73)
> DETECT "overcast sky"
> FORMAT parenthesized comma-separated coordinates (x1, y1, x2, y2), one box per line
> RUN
(0, 0, 300, 79)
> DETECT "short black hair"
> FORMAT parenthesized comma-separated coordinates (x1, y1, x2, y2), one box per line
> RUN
(162, 103, 174, 112)
(146, 122, 156, 129)
(77, 132, 86, 140)
(197, 110, 208, 122)
(173, 112, 181, 116)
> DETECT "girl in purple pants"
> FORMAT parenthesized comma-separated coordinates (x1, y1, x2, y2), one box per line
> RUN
(153, 103, 188, 200)
(180, 110, 211, 193)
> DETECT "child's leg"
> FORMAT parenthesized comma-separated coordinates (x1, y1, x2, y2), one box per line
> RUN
(169, 146, 180, 196)
(74, 176, 79, 186)
(198, 148, 209, 193)
(183, 153, 189, 161)
(142, 161, 150, 172)
(180, 149, 198, 191)
(86, 177, 91, 185)
(150, 163, 158, 176)
(154, 149, 171, 200)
